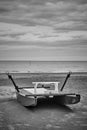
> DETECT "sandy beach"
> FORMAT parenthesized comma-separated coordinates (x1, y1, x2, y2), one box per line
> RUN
(0, 73, 87, 130)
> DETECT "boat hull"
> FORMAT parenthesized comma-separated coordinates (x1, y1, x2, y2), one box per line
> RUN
(53, 94, 80, 105)
(16, 92, 80, 106)
(16, 93, 37, 107)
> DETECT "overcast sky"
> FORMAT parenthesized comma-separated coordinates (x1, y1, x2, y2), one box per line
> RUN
(0, 0, 87, 61)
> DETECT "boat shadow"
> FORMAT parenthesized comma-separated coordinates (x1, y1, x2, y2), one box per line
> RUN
(26, 98, 73, 113)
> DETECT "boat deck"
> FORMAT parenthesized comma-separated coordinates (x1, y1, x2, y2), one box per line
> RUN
(24, 88, 48, 95)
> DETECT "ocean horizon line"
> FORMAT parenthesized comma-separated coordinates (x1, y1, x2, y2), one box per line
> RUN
(0, 60, 87, 62)
(0, 60, 87, 73)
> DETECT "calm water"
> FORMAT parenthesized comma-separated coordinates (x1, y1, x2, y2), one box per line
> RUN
(0, 61, 87, 73)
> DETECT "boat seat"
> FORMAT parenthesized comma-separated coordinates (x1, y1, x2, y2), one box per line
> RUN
(19, 89, 33, 96)
(24, 88, 47, 95)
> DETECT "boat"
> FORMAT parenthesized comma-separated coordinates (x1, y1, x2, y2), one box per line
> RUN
(7, 72, 80, 107)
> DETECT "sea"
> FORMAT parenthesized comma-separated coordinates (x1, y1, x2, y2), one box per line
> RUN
(0, 61, 87, 73)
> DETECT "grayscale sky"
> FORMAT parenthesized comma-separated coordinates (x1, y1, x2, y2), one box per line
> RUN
(0, 0, 87, 61)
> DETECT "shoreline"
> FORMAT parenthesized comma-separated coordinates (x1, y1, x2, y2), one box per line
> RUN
(0, 71, 87, 78)
(1, 71, 87, 74)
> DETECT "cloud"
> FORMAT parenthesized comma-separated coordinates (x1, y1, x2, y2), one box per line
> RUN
(0, 22, 87, 43)
(0, 8, 10, 13)
(0, 0, 87, 60)
(0, 0, 87, 42)
(0, 21, 87, 44)
(0, 0, 87, 29)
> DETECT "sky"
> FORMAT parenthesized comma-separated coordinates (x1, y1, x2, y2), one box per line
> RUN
(0, 0, 87, 61)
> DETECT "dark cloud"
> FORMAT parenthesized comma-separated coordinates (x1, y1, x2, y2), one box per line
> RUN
(0, 0, 87, 38)
(19, 0, 87, 4)
(52, 0, 87, 4)
(74, 0, 87, 4)
(0, 0, 18, 14)
(27, 0, 87, 5)
(0, 0, 15, 1)
(0, 8, 10, 13)
(0, 0, 87, 6)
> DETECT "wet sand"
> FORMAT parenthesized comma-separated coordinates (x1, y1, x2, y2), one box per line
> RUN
(0, 73, 87, 130)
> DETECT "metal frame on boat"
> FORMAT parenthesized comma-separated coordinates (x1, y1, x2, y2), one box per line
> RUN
(7, 72, 80, 107)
